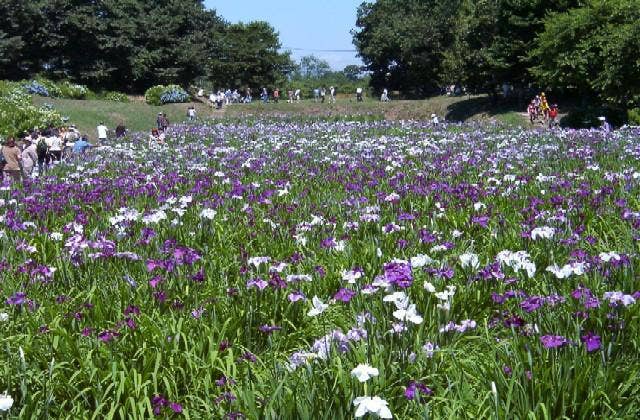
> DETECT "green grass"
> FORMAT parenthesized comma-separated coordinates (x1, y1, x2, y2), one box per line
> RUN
(33, 94, 528, 139)
(31, 96, 216, 140)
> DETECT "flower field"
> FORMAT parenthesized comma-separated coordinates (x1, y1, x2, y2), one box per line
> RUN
(1, 118, 640, 419)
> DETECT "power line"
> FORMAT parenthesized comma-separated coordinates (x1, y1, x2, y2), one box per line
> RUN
(286, 47, 358, 53)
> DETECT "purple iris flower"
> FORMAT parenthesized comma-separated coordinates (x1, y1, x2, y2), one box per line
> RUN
(581, 332, 601, 352)
(520, 296, 543, 313)
(6, 292, 26, 305)
(540, 335, 568, 349)
(334, 288, 356, 302)
(384, 262, 413, 288)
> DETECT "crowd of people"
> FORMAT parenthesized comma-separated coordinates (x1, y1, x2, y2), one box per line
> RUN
(527, 92, 559, 128)
(194, 86, 380, 107)
(0, 124, 92, 183)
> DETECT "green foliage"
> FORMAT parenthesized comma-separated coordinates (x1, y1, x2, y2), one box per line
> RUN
(293, 55, 332, 80)
(353, 0, 460, 96)
(0, 94, 62, 137)
(144, 85, 166, 106)
(531, 0, 640, 108)
(626, 108, 640, 126)
(287, 56, 370, 98)
(207, 21, 295, 89)
(104, 91, 130, 103)
(560, 106, 625, 129)
(144, 85, 189, 106)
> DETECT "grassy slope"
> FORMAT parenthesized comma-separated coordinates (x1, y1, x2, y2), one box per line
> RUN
(32, 96, 216, 140)
(33, 94, 527, 139)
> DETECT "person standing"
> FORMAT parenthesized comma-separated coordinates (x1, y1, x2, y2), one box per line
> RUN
(47, 130, 63, 162)
(548, 105, 559, 128)
(159, 113, 169, 131)
(320, 87, 326, 103)
(598, 116, 611, 132)
(431, 113, 440, 126)
(97, 122, 108, 144)
(1, 137, 22, 183)
(273, 88, 280, 103)
(329, 86, 336, 103)
(356, 87, 363, 102)
(187, 106, 196, 121)
(21, 137, 38, 177)
(115, 122, 127, 138)
(381, 88, 389, 102)
(35, 131, 49, 175)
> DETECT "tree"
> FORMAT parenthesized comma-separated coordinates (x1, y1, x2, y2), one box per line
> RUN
(208, 21, 295, 89)
(352, 0, 461, 96)
(294, 55, 332, 80)
(0, 1, 232, 91)
(342, 65, 363, 81)
(441, 0, 581, 94)
(531, 0, 640, 108)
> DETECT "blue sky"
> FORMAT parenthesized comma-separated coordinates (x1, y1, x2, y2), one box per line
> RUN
(203, 0, 364, 70)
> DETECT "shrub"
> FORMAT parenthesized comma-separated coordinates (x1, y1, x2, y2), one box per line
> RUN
(560, 107, 625, 129)
(145, 84, 189, 105)
(0, 96, 62, 137)
(23, 80, 50, 97)
(144, 85, 165, 106)
(628, 108, 640, 126)
(104, 91, 129, 102)
(57, 81, 90, 99)
(160, 85, 190, 104)
(34, 78, 62, 97)
(21, 79, 91, 99)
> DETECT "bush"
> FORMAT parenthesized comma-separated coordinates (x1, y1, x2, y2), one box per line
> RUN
(57, 81, 90, 99)
(21, 79, 91, 99)
(104, 91, 129, 102)
(628, 108, 640, 125)
(145, 84, 189, 105)
(0, 96, 62, 137)
(560, 107, 626, 129)
(23, 80, 50, 97)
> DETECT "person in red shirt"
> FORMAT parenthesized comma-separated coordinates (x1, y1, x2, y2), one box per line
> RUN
(548, 104, 559, 128)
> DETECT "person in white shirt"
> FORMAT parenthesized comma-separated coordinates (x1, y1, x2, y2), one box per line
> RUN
(96, 122, 108, 144)
(329, 86, 336, 103)
(431, 113, 439, 126)
(47, 132, 64, 162)
(380, 88, 389, 102)
(148, 128, 165, 148)
(187, 106, 196, 121)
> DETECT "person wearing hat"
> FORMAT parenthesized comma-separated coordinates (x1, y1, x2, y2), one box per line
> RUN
(21, 136, 38, 177)
(598, 116, 611, 132)
(1, 137, 23, 183)
(431, 113, 439, 126)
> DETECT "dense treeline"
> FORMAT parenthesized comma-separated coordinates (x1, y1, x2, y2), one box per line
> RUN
(353, 0, 640, 110)
(0, 0, 293, 92)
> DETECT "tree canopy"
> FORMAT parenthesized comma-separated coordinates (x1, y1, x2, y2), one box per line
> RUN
(351, 0, 640, 111)
(0, 0, 293, 92)
(530, 0, 640, 108)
